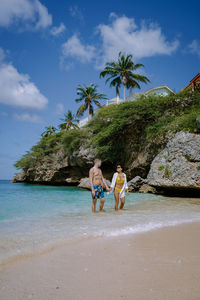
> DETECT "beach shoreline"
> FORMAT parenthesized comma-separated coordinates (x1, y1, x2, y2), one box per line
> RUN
(1, 221, 200, 300)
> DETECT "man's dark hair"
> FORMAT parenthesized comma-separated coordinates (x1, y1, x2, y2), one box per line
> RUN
(94, 158, 101, 164)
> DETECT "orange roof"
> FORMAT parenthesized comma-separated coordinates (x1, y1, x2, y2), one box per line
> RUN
(183, 72, 200, 90)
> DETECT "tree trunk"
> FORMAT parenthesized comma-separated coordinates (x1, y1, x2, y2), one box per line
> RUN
(88, 107, 90, 121)
(123, 85, 126, 101)
(122, 75, 127, 101)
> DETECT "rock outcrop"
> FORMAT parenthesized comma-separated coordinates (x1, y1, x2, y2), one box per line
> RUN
(139, 184, 156, 194)
(127, 176, 146, 192)
(12, 146, 114, 185)
(147, 131, 200, 195)
(13, 147, 95, 185)
(78, 177, 111, 190)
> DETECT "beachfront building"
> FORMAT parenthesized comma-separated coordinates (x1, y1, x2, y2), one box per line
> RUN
(105, 96, 124, 106)
(79, 117, 90, 127)
(183, 73, 200, 92)
(126, 85, 175, 101)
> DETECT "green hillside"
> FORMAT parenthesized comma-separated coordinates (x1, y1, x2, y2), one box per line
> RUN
(14, 91, 200, 176)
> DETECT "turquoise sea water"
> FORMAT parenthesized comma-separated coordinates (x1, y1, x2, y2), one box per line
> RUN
(1, 180, 200, 263)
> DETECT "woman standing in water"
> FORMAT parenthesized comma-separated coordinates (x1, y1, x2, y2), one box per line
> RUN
(110, 165, 129, 210)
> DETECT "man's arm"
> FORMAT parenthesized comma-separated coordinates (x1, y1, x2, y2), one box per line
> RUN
(101, 172, 110, 191)
(89, 168, 95, 193)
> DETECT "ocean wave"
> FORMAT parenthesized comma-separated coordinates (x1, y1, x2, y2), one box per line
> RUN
(96, 218, 200, 237)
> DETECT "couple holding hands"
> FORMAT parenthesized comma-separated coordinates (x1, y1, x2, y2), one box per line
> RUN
(89, 158, 129, 212)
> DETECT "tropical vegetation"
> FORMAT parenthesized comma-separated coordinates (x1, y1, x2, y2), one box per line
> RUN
(41, 126, 57, 137)
(59, 110, 79, 130)
(15, 91, 200, 171)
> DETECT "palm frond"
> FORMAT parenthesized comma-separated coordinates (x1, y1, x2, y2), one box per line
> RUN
(93, 100, 102, 108)
(76, 103, 87, 117)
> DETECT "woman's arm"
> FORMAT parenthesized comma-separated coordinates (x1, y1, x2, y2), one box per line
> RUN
(125, 174, 128, 189)
(110, 173, 117, 189)
(124, 174, 129, 194)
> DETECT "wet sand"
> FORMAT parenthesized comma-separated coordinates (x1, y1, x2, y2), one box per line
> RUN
(0, 222, 200, 300)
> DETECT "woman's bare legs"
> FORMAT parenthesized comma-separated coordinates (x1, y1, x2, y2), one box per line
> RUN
(120, 197, 125, 209)
(114, 189, 119, 210)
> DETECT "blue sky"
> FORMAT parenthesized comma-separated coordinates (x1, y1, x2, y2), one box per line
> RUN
(0, 0, 200, 179)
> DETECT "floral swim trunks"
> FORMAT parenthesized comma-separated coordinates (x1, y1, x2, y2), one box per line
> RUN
(93, 185, 104, 199)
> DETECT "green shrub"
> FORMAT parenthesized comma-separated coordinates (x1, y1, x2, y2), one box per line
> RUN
(158, 165, 165, 171)
(62, 128, 90, 154)
(164, 165, 172, 178)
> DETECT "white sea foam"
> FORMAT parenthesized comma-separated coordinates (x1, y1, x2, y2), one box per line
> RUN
(97, 218, 198, 238)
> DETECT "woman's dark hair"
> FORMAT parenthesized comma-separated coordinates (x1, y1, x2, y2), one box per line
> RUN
(116, 165, 122, 169)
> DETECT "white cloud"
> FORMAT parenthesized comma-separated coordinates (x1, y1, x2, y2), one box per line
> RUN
(13, 113, 43, 123)
(61, 14, 179, 69)
(61, 34, 96, 63)
(97, 15, 179, 67)
(50, 22, 66, 36)
(69, 5, 83, 20)
(56, 103, 65, 115)
(34, 0, 52, 29)
(0, 62, 48, 109)
(188, 40, 200, 57)
(0, 0, 52, 29)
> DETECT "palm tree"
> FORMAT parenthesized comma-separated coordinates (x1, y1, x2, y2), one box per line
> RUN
(76, 84, 107, 120)
(59, 110, 79, 130)
(41, 126, 57, 137)
(100, 52, 150, 101)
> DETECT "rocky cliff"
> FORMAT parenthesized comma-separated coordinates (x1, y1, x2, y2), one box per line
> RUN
(13, 147, 95, 185)
(13, 91, 200, 193)
(12, 131, 166, 185)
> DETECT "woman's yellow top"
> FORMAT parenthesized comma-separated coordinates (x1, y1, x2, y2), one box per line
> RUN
(116, 176, 125, 184)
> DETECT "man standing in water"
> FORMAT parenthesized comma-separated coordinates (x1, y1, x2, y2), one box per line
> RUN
(89, 158, 110, 212)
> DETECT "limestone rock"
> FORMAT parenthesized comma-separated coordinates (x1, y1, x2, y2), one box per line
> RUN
(127, 176, 146, 192)
(78, 177, 111, 190)
(139, 184, 156, 193)
(12, 172, 26, 182)
(12, 147, 95, 185)
(147, 131, 200, 190)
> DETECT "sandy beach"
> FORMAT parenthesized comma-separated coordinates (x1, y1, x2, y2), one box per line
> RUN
(1, 222, 200, 300)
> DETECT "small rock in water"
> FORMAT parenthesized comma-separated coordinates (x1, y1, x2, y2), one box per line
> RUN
(127, 176, 146, 192)
(139, 184, 156, 194)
